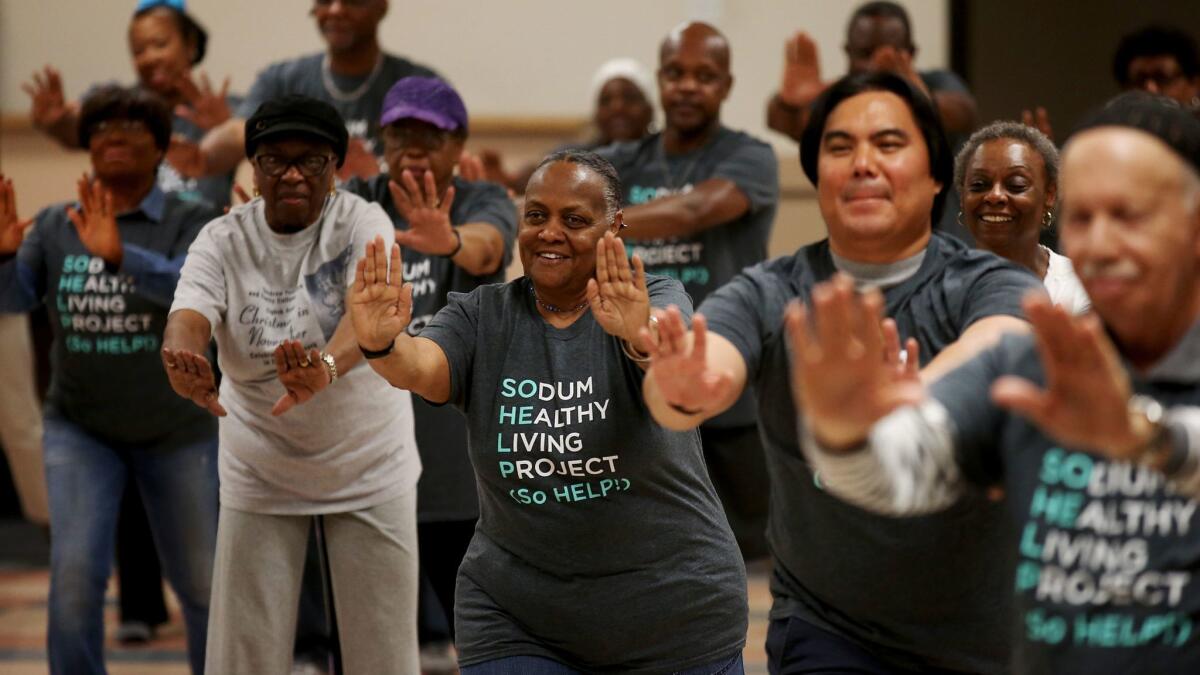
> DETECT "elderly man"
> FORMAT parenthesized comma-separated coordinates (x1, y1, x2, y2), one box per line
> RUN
(642, 71, 1040, 673)
(794, 93, 1200, 673)
(180, 0, 436, 181)
(599, 21, 779, 560)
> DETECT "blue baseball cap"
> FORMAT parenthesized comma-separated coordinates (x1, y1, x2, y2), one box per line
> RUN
(380, 77, 469, 133)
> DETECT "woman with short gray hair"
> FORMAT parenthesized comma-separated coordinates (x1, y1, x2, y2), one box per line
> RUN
(955, 121, 1090, 313)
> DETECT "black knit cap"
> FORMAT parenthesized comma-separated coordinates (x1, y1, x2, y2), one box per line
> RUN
(1072, 91, 1200, 176)
(244, 95, 349, 167)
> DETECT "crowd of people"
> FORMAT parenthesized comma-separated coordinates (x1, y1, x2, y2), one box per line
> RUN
(2, 0, 1200, 674)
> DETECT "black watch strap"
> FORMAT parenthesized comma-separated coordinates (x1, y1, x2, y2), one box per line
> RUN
(358, 342, 395, 360)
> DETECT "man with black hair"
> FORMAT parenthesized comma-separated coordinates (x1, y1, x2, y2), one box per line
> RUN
(599, 21, 780, 561)
(1113, 25, 1200, 112)
(643, 72, 1038, 673)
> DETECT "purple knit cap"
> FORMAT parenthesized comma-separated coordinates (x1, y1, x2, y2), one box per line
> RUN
(380, 76, 468, 132)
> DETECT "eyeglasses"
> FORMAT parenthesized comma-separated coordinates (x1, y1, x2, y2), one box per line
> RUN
(90, 119, 150, 137)
(254, 154, 335, 178)
(1128, 69, 1185, 91)
(382, 125, 450, 152)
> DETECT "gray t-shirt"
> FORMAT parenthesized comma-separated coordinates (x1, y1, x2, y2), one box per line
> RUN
(159, 96, 242, 208)
(700, 233, 1041, 673)
(420, 275, 747, 672)
(932, 327, 1200, 673)
(238, 52, 437, 160)
(171, 191, 419, 514)
(0, 187, 218, 445)
(344, 174, 517, 521)
(599, 126, 779, 428)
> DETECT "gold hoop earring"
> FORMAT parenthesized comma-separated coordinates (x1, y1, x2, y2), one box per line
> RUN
(956, 210, 965, 228)
(1042, 209, 1054, 228)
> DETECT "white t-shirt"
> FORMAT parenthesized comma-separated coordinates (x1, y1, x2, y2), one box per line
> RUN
(1042, 247, 1091, 315)
(171, 191, 419, 514)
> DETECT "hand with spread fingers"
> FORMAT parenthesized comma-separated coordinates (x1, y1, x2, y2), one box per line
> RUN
(779, 31, 826, 108)
(175, 71, 232, 131)
(587, 232, 651, 347)
(869, 46, 931, 98)
(337, 138, 381, 181)
(22, 65, 76, 133)
(161, 347, 226, 417)
(0, 175, 35, 255)
(645, 308, 737, 414)
(991, 294, 1140, 459)
(785, 274, 925, 450)
(271, 340, 332, 416)
(1021, 106, 1054, 141)
(167, 135, 209, 178)
(65, 175, 123, 266)
(349, 235, 413, 352)
(389, 169, 459, 256)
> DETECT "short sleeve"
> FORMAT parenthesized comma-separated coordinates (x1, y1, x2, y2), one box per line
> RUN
(170, 224, 227, 328)
(459, 181, 518, 269)
(930, 334, 1032, 487)
(420, 289, 481, 409)
(699, 265, 779, 376)
(645, 275, 693, 318)
(237, 64, 283, 118)
(710, 138, 780, 214)
(920, 70, 971, 95)
(956, 259, 1041, 330)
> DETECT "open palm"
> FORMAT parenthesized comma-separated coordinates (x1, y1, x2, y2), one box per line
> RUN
(0, 175, 33, 255)
(587, 233, 650, 344)
(350, 235, 413, 351)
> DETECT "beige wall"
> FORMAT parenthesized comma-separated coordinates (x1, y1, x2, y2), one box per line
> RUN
(1, 0, 949, 148)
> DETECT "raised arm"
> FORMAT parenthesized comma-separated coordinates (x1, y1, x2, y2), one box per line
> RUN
(642, 308, 748, 430)
(162, 309, 225, 417)
(349, 235, 452, 403)
(23, 65, 81, 149)
(389, 171, 506, 276)
(766, 32, 825, 143)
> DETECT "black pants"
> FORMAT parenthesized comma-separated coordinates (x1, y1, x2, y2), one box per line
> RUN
(116, 485, 167, 627)
(417, 518, 477, 644)
(700, 425, 771, 561)
(766, 617, 968, 675)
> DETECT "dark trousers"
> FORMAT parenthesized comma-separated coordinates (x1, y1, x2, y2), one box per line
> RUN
(700, 425, 771, 560)
(766, 617, 969, 675)
(116, 485, 168, 627)
(417, 518, 477, 644)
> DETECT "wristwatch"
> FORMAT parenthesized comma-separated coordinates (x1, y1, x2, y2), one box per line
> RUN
(320, 352, 338, 384)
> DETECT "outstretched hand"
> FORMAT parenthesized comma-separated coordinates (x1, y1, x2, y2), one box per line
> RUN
(779, 31, 826, 107)
(389, 170, 459, 256)
(1021, 106, 1054, 141)
(869, 46, 930, 97)
(645, 308, 737, 415)
(271, 340, 330, 416)
(167, 135, 209, 178)
(65, 175, 123, 266)
(991, 294, 1139, 459)
(349, 235, 413, 352)
(0, 175, 34, 255)
(175, 71, 232, 131)
(162, 348, 226, 417)
(587, 232, 651, 345)
(23, 65, 74, 133)
(786, 274, 925, 450)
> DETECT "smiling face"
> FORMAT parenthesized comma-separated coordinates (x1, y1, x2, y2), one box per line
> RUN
(253, 137, 337, 232)
(1059, 128, 1200, 345)
(128, 9, 193, 98)
(311, 0, 386, 54)
(519, 161, 620, 298)
(961, 138, 1055, 259)
(816, 90, 941, 261)
(595, 77, 653, 144)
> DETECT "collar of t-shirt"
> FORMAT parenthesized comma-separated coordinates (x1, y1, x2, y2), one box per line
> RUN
(1140, 316, 1200, 383)
(116, 185, 166, 223)
(829, 247, 927, 291)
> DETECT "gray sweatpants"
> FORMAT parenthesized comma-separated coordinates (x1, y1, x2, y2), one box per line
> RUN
(205, 490, 419, 674)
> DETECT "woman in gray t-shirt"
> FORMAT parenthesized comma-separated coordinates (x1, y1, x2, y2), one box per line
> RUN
(349, 151, 748, 674)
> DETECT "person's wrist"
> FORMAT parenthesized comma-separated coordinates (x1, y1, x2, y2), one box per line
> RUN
(440, 227, 463, 258)
(775, 90, 805, 111)
(358, 338, 395, 360)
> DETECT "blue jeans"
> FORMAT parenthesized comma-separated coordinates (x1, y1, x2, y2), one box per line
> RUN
(462, 652, 744, 675)
(43, 414, 218, 675)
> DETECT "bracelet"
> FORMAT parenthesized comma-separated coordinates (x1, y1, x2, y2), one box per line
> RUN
(667, 400, 705, 416)
(621, 339, 650, 363)
(320, 352, 338, 384)
(358, 341, 395, 360)
(441, 228, 463, 258)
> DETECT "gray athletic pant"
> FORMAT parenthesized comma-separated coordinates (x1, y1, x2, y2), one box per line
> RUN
(205, 489, 419, 674)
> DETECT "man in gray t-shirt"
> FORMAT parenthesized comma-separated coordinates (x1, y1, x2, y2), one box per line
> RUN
(643, 72, 1037, 673)
(599, 21, 780, 560)
(183, 0, 437, 182)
